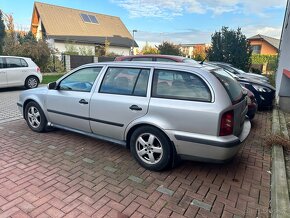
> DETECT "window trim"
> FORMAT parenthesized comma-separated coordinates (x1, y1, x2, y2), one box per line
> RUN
(5, 57, 25, 69)
(251, 45, 262, 54)
(0, 58, 5, 69)
(151, 68, 213, 103)
(57, 66, 103, 93)
(98, 66, 151, 97)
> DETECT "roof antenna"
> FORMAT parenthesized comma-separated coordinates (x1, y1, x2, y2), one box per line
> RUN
(199, 53, 208, 64)
(199, 55, 208, 65)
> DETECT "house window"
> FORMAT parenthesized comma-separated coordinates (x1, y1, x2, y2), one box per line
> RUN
(251, 45, 261, 54)
(80, 13, 99, 24)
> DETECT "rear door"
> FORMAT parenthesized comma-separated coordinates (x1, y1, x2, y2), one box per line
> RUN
(0, 58, 7, 88)
(90, 66, 151, 140)
(149, 68, 216, 135)
(5, 57, 28, 86)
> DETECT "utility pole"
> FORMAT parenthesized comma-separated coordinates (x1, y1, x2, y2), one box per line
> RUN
(132, 29, 137, 55)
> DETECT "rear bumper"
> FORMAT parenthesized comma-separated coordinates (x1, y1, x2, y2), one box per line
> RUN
(38, 73, 43, 83)
(166, 119, 251, 162)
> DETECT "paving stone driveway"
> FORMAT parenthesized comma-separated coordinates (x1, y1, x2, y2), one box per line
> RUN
(0, 113, 271, 218)
(0, 88, 23, 123)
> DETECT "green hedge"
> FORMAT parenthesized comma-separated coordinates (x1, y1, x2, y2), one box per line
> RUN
(250, 54, 278, 64)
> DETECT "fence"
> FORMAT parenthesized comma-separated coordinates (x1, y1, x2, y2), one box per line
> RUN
(63, 55, 116, 71)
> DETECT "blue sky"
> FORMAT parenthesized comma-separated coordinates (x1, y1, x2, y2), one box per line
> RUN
(0, 0, 287, 48)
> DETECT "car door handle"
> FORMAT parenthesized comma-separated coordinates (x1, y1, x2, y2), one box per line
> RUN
(79, 99, 88, 104)
(129, 105, 142, 111)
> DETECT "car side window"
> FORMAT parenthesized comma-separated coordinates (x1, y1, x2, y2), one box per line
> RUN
(0, 58, 4, 69)
(59, 67, 102, 92)
(122, 58, 132, 61)
(131, 57, 153, 61)
(152, 69, 211, 102)
(6, 58, 23, 68)
(99, 67, 150, 96)
(156, 58, 176, 62)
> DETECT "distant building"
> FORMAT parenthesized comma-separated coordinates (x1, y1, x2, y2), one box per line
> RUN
(179, 43, 210, 59)
(247, 34, 280, 55)
(30, 2, 137, 56)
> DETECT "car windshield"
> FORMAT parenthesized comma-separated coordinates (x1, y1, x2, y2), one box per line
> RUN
(232, 66, 247, 74)
(211, 69, 243, 104)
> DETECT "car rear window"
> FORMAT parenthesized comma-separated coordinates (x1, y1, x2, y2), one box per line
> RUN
(211, 69, 243, 103)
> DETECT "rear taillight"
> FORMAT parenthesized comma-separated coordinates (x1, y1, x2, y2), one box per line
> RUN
(36, 67, 40, 73)
(219, 110, 234, 136)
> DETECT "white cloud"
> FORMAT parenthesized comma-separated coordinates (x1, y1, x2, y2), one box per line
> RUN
(134, 29, 212, 49)
(112, 0, 286, 18)
(134, 25, 282, 49)
(242, 25, 282, 38)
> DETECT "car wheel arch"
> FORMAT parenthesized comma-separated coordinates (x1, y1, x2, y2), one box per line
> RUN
(125, 123, 173, 150)
(23, 99, 44, 120)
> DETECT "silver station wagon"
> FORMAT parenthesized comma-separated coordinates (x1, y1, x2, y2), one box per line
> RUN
(17, 62, 251, 171)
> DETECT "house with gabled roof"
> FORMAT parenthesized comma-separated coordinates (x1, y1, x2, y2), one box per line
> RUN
(247, 34, 280, 55)
(30, 2, 137, 56)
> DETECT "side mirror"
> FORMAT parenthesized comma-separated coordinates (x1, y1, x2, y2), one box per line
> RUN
(48, 82, 58, 90)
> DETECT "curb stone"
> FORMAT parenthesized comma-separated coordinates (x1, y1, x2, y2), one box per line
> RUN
(271, 109, 290, 218)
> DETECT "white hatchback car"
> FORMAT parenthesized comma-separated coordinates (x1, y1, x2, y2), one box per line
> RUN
(0, 56, 42, 89)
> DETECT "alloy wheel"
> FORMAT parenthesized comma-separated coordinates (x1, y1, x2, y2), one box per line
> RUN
(27, 77, 38, 88)
(135, 133, 163, 165)
(27, 106, 41, 128)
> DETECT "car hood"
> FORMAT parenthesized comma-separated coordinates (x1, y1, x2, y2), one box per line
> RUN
(21, 86, 48, 95)
(238, 78, 275, 91)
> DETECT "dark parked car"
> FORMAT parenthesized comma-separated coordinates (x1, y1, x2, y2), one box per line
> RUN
(238, 79, 275, 109)
(243, 87, 257, 120)
(210, 62, 269, 84)
(208, 62, 275, 109)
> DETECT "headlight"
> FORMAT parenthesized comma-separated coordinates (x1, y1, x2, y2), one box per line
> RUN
(252, 85, 271, 92)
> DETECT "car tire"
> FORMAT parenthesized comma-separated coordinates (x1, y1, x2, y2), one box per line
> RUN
(25, 76, 39, 89)
(24, 101, 47, 132)
(130, 126, 172, 171)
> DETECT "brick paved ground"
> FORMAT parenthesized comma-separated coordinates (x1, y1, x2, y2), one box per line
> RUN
(0, 88, 23, 124)
(0, 112, 271, 218)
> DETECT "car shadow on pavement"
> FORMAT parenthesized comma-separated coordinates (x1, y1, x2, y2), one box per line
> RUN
(0, 87, 26, 92)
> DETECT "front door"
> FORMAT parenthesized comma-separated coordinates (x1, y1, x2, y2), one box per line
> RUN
(90, 66, 151, 140)
(0, 58, 7, 88)
(46, 67, 103, 132)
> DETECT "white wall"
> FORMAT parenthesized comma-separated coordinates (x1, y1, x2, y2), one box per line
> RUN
(53, 42, 96, 55)
(48, 41, 130, 56)
(276, 0, 290, 111)
(36, 18, 42, 40)
(107, 46, 131, 56)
